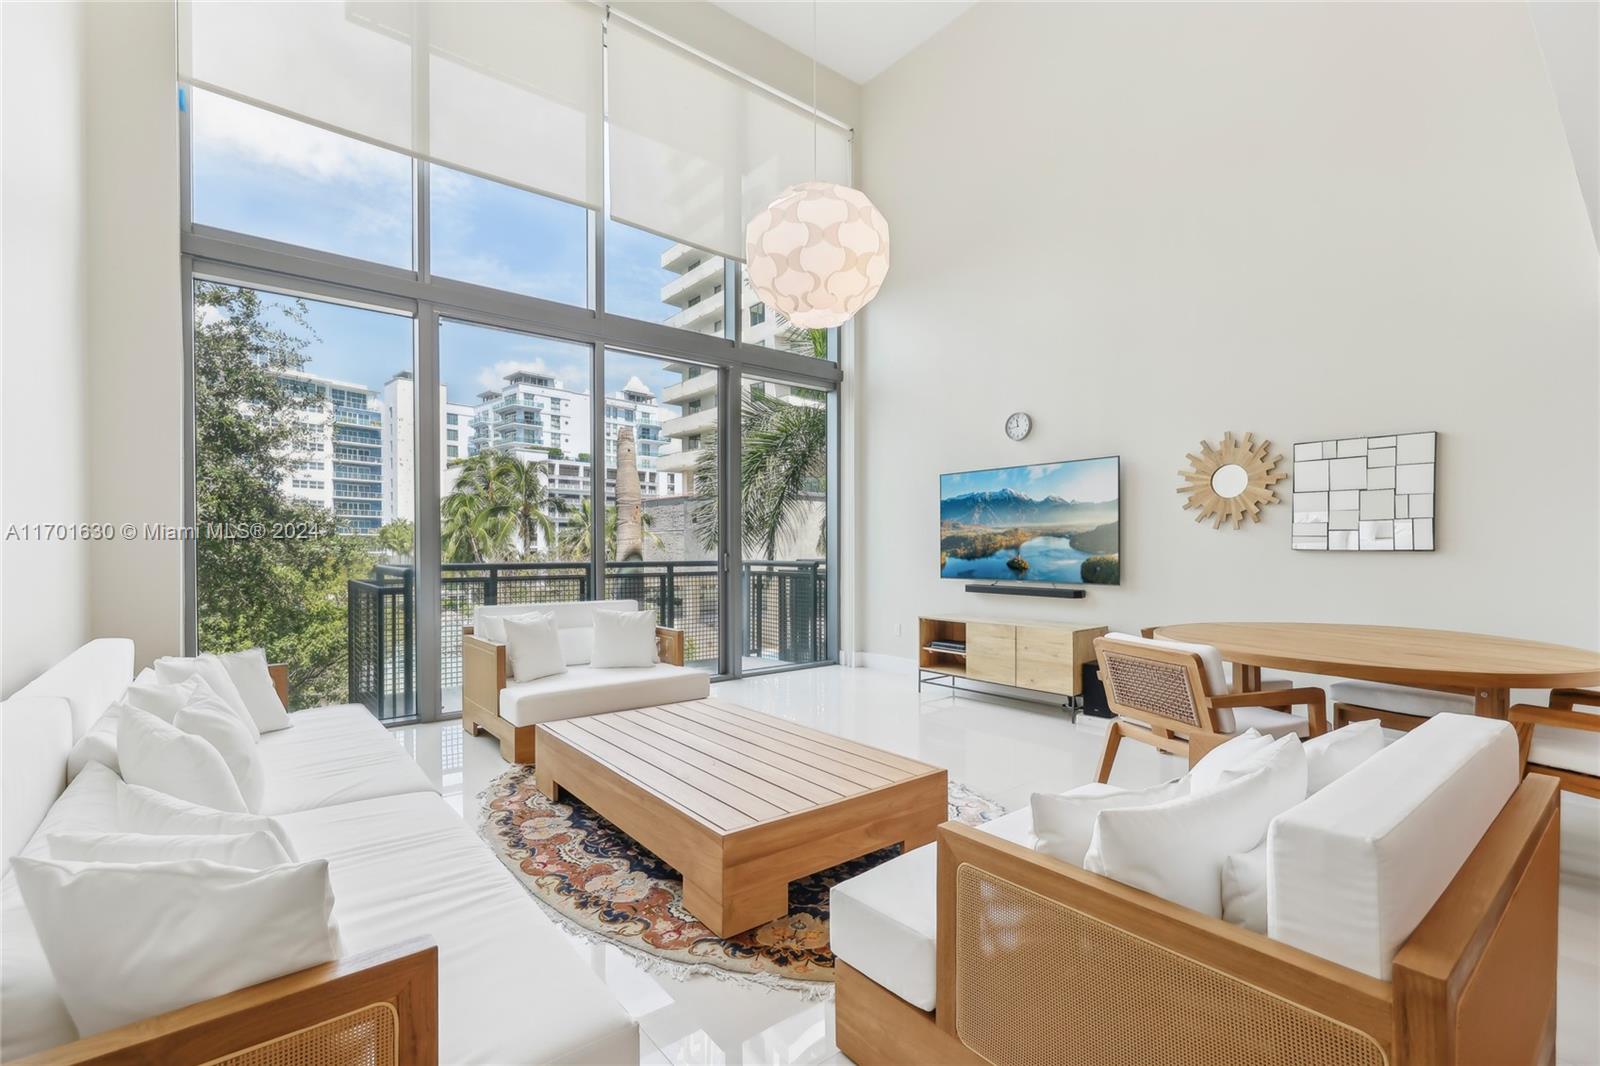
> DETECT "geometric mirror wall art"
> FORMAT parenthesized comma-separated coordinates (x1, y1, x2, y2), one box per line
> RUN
(1291, 431, 1436, 551)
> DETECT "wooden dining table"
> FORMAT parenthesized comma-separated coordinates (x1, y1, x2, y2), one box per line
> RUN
(1151, 622, 1600, 719)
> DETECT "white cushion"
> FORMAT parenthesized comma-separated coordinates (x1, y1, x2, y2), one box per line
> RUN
(1086, 736, 1306, 917)
(1032, 777, 1188, 867)
(217, 649, 292, 733)
(1328, 680, 1474, 720)
(558, 626, 595, 666)
(1528, 699, 1600, 775)
(1101, 632, 1228, 694)
(15, 638, 135, 740)
(499, 664, 710, 727)
(591, 608, 659, 668)
(475, 599, 636, 644)
(67, 676, 248, 784)
(116, 777, 296, 858)
(175, 696, 267, 812)
(277, 791, 638, 1065)
(1222, 838, 1269, 933)
(1268, 714, 1518, 979)
(154, 654, 260, 740)
(117, 708, 247, 813)
(254, 704, 439, 815)
(45, 830, 291, 869)
(1224, 705, 1312, 738)
(1189, 729, 1271, 793)
(504, 613, 568, 683)
(829, 842, 938, 1011)
(64, 710, 120, 782)
(1, 695, 73, 864)
(1304, 719, 1386, 793)
(118, 671, 200, 723)
(976, 807, 1038, 848)
(12, 855, 341, 1038)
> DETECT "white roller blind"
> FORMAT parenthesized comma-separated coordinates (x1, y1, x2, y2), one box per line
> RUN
(607, 19, 851, 261)
(178, 0, 604, 209)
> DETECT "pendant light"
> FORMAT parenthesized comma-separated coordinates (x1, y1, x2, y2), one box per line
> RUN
(744, 1, 890, 330)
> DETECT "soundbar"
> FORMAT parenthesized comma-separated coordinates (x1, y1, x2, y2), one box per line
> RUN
(964, 583, 1087, 599)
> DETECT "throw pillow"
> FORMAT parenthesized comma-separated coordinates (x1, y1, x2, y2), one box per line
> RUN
(119, 670, 198, 722)
(558, 625, 595, 666)
(1221, 838, 1269, 933)
(65, 711, 121, 782)
(1084, 734, 1307, 917)
(11, 856, 342, 1037)
(1210, 733, 1309, 799)
(590, 609, 658, 668)
(503, 613, 567, 683)
(1031, 777, 1190, 867)
(218, 649, 292, 733)
(473, 609, 510, 644)
(174, 695, 267, 813)
(1189, 728, 1273, 793)
(1303, 719, 1386, 793)
(117, 709, 248, 813)
(45, 830, 291, 869)
(153, 655, 259, 740)
(64, 677, 225, 782)
(115, 779, 296, 857)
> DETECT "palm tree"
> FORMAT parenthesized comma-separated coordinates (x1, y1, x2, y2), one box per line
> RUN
(375, 518, 414, 559)
(692, 389, 827, 558)
(487, 452, 561, 560)
(555, 498, 663, 562)
(440, 453, 514, 563)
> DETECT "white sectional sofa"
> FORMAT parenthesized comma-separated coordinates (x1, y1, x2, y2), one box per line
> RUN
(830, 713, 1561, 1066)
(462, 599, 710, 762)
(1, 639, 639, 1065)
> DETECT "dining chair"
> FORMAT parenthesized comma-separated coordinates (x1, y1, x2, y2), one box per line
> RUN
(1092, 634, 1328, 784)
(1328, 679, 1474, 733)
(1510, 689, 1600, 798)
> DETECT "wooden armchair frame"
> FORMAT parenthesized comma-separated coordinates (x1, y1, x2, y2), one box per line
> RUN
(461, 623, 688, 763)
(835, 774, 1560, 1066)
(17, 939, 438, 1066)
(1512, 689, 1600, 798)
(1093, 636, 1327, 782)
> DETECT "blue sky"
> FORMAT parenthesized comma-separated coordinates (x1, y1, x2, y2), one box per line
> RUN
(941, 457, 1120, 504)
(191, 89, 687, 406)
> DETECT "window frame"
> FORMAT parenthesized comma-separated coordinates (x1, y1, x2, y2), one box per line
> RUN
(178, 93, 843, 722)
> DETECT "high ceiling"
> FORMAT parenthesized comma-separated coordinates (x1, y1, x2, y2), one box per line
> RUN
(711, 1, 976, 84)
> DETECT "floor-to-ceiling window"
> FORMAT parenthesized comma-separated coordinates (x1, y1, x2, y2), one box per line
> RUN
(181, 5, 845, 724)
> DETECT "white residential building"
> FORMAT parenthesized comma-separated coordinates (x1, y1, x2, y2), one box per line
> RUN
(379, 372, 474, 527)
(279, 371, 385, 535)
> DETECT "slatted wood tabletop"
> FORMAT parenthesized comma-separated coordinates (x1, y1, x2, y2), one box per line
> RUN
(536, 698, 948, 937)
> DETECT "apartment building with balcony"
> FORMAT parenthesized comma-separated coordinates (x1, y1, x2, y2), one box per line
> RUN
(279, 371, 385, 535)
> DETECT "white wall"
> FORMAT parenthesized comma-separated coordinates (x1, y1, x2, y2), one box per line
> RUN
(1, 2, 91, 695)
(855, 3, 1599, 667)
(83, 1, 184, 666)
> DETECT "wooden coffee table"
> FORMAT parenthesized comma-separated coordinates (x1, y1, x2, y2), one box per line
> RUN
(534, 698, 948, 937)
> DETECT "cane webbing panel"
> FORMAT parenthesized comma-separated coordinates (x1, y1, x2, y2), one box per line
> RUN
(204, 1003, 398, 1066)
(1102, 651, 1202, 726)
(953, 864, 1388, 1066)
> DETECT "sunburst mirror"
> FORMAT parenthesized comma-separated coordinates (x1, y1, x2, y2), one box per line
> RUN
(1178, 432, 1286, 529)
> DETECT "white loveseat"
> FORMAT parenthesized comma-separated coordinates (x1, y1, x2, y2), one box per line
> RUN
(1, 639, 639, 1065)
(829, 713, 1560, 1066)
(462, 599, 710, 762)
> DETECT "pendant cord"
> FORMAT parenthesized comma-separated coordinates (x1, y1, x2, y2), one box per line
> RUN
(811, 0, 818, 181)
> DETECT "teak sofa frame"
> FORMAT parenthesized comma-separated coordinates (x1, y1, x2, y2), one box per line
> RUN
(460, 623, 687, 763)
(18, 669, 440, 1066)
(835, 773, 1560, 1066)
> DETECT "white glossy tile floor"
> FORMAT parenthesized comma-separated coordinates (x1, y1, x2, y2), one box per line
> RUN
(392, 665, 1600, 1066)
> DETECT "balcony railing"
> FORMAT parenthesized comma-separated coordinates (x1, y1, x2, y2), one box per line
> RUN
(346, 559, 827, 722)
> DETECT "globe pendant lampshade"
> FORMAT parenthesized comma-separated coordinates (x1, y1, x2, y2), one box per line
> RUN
(744, 181, 891, 329)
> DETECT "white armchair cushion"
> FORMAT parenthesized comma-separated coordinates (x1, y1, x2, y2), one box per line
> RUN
(503, 613, 568, 683)
(217, 649, 292, 733)
(153, 655, 260, 740)
(1528, 698, 1600, 774)
(1031, 777, 1189, 867)
(829, 844, 939, 1010)
(1086, 735, 1306, 917)
(591, 609, 658, 669)
(1268, 714, 1518, 978)
(1328, 680, 1473, 720)
(116, 777, 296, 858)
(117, 709, 247, 813)
(1101, 632, 1228, 693)
(11, 855, 342, 1037)
(175, 695, 267, 812)
(1303, 719, 1386, 793)
(45, 830, 291, 868)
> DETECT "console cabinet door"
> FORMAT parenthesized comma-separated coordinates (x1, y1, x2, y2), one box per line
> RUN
(1017, 627, 1080, 695)
(966, 623, 1016, 685)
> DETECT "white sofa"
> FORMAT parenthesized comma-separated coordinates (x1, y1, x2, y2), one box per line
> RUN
(463, 599, 710, 762)
(1, 639, 639, 1065)
(829, 713, 1559, 1065)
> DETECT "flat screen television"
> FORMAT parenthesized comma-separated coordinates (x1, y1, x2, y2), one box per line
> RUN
(939, 456, 1120, 585)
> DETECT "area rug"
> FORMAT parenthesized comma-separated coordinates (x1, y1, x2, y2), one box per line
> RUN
(477, 764, 1004, 996)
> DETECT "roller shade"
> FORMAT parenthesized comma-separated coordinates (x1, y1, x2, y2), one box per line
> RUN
(178, 0, 604, 209)
(606, 18, 851, 261)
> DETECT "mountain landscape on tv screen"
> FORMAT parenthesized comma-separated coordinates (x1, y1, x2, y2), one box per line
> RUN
(939, 462, 1120, 585)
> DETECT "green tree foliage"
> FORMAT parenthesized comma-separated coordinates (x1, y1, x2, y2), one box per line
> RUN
(193, 283, 376, 710)
(1080, 555, 1120, 585)
(692, 390, 827, 559)
(376, 519, 414, 558)
(440, 451, 562, 563)
(552, 498, 661, 562)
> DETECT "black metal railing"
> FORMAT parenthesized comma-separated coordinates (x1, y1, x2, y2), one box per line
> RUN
(347, 559, 827, 721)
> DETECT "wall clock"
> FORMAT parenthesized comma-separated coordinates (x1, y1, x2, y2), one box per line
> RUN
(1005, 412, 1032, 441)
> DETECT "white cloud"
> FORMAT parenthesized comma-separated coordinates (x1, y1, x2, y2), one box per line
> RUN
(192, 91, 404, 187)
(475, 358, 552, 393)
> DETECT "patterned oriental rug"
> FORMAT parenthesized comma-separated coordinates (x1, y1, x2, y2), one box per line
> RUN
(478, 764, 1004, 996)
